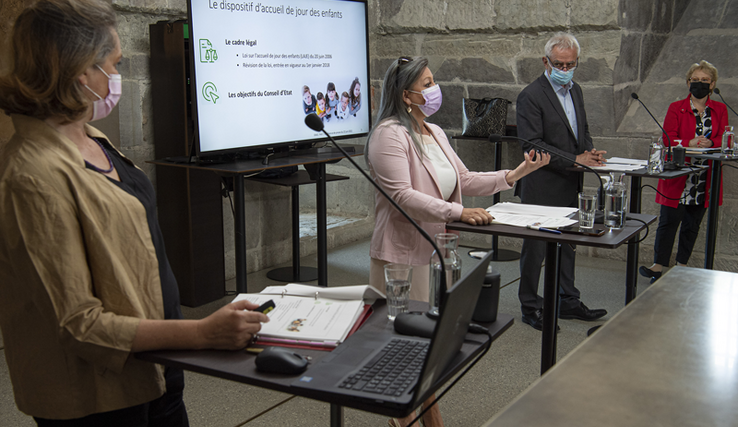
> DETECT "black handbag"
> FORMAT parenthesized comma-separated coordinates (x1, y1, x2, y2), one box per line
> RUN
(461, 97, 510, 137)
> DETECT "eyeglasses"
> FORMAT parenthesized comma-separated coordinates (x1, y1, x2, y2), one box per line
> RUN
(396, 57, 413, 87)
(547, 56, 577, 71)
(689, 78, 712, 84)
(398, 56, 413, 66)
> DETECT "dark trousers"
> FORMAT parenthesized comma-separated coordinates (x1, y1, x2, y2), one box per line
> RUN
(34, 368, 189, 427)
(653, 203, 707, 266)
(518, 238, 581, 316)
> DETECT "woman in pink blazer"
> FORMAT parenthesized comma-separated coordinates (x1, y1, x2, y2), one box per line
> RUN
(367, 56, 548, 301)
(367, 56, 548, 427)
(640, 60, 728, 283)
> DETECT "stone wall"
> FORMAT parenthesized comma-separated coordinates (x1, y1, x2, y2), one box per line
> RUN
(3, 0, 737, 274)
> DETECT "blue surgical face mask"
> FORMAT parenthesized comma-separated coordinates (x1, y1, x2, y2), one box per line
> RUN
(549, 66, 575, 86)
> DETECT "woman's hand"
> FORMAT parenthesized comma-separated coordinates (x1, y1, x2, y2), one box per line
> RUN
(689, 136, 712, 148)
(196, 300, 270, 350)
(460, 207, 494, 225)
(505, 150, 552, 186)
(132, 299, 270, 352)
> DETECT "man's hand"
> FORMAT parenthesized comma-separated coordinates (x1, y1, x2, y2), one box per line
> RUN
(575, 148, 607, 166)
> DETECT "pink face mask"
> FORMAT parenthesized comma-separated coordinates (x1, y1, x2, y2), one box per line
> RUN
(409, 84, 442, 117)
(84, 65, 122, 121)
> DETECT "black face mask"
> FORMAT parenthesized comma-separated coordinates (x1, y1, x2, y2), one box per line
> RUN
(690, 82, 711, 99)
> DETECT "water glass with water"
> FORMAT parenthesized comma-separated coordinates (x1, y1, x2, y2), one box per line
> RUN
(722, 126, 734, 157)
(604, 182, 628, 230)
(578, 192, 596, 229)
(384, 264, 412, 320)
(429, 233, 461, 318)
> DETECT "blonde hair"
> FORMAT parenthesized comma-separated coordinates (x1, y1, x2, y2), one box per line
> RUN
(0, 0, 117, 123)
(686, 60, 718, 83)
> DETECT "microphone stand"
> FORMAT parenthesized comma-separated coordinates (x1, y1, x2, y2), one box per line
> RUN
(714, 88, 738, 116)
(304, 114, 448, 319)
(631, 93, 678, 170)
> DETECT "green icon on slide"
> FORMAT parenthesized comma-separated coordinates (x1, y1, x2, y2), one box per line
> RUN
(199, 39, 218, 63)
(202, 82, 219, 104)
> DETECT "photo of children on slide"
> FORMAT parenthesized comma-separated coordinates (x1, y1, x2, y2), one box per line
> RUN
(302, 77, 361, 123)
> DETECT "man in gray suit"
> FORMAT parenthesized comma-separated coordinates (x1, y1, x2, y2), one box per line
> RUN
(515, 32, 607, 331)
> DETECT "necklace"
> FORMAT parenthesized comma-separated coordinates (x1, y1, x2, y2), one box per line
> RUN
(85, 137, 114, 174)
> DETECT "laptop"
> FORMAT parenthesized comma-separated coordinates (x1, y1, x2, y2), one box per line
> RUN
(291, 251, 493, 417)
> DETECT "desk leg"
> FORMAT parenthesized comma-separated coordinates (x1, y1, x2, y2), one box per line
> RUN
(625, 176, 642, 304)
(486, 142, 520, 262)
(330, 403, 344, 427)
(491, 142, 502, 259)
(234, 174, 248, 293)
(704, 160, 722, 270)
(541, 242, 561, 375)
(317, 163, 328, 287)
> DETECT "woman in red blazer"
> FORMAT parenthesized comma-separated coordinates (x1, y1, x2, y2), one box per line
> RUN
(640, 60, 727, 283)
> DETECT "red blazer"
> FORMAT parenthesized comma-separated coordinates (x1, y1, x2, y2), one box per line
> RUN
(655, 96, 727, 208)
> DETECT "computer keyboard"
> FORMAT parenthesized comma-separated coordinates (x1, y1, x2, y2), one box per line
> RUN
(338, 338, 428, 397)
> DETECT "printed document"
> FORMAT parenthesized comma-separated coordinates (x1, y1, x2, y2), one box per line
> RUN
(233, 293, 364, 344)
(486, 202, 578, 228)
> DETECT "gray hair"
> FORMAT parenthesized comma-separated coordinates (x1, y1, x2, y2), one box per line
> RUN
(544, 32, 580, 58)
(366, 56, 429, 163)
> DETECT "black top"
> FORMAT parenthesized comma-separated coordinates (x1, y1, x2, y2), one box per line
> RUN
(89, 139, 186, 391)
(86, 139, 183, 321)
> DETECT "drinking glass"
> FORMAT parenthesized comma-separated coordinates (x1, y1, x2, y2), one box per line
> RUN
(578, 192, 597, 229)
(384, 264, 412, 320)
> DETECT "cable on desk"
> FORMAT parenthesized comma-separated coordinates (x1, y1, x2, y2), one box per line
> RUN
(222, 177, 237, 217)
(625, 216, 650, 244)
(405, 327, 494, 426)
(640, 184, 686, 202)
(220, 172, 268, 218)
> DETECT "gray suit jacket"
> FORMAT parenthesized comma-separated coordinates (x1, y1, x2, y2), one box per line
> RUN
(515, 73, 593, 207)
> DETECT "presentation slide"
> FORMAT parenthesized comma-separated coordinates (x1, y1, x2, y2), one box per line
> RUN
(188, 0, 370, 153)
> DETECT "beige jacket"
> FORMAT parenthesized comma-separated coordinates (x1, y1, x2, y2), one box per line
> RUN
(0, 115, 166, 419)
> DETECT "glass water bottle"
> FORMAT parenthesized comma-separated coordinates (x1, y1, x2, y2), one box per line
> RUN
(428, 233, 462, 317)
(647, 138, 664, 174)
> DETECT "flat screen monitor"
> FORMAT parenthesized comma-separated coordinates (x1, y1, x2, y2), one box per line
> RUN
(186, 0, 370, 155)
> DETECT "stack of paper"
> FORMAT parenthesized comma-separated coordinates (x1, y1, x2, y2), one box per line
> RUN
(233, 284, 383, 348)
(591, 157, 648, 171)
(486, 202, 577, 228)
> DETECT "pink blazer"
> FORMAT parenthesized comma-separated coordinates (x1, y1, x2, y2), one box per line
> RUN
(366, 120, 513, 265)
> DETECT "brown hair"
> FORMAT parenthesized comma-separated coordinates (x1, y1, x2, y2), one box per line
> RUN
(686, 60, 718, 94)
(0, 0, 117, 122)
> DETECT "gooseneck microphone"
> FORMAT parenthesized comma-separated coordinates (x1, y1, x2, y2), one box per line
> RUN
(488, 134, 605, 200)
(304, 113, 448, 318)
(713, 88, 738, 117)
(631, 92, 677, 170)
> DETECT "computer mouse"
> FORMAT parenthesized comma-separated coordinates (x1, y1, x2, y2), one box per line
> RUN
(255, 347, 309, 375)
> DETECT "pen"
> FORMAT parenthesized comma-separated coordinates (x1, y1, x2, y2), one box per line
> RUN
(526, 225, 562, 234)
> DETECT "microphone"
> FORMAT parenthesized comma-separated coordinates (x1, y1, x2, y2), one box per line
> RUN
(713, 88, 738, 116)
(631, 92, 677, 170)
(489, 134, 605, 205)
(304, 113, 448, 318)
